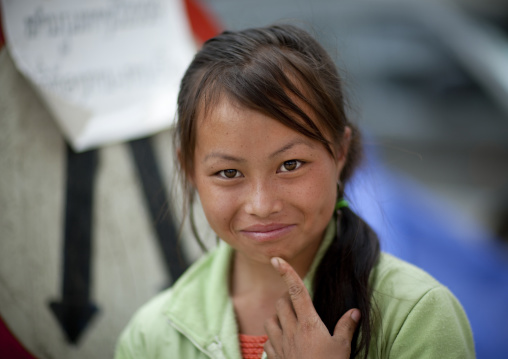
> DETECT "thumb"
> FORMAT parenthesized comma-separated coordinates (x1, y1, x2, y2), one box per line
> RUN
(333, 308, 361, 340)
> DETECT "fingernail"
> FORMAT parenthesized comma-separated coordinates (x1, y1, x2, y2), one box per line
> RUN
(351, 309, 361, 323)
(270, 257, 280, 270)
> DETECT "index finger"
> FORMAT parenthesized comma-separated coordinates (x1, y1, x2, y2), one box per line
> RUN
(271, 257, 316, 319)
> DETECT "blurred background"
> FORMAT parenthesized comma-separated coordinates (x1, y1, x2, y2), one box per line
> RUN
(1, 0, 507, 358)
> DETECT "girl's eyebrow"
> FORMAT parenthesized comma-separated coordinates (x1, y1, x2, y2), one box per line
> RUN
(203, 139, 315, 163)
(269, 139, 315, 159)
(203, 153, 246, 163)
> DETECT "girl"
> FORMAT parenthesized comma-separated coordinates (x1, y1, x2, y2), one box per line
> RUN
(116, 25, 475, 358)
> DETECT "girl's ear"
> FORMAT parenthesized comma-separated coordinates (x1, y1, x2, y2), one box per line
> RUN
(336, 126, 352, 176)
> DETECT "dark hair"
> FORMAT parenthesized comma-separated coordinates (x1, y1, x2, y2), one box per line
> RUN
(175, 24, 380, 358)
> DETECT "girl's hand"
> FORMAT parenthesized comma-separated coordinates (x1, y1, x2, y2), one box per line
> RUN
(264, 257, 360, 359)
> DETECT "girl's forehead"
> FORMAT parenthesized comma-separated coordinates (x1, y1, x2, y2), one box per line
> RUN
(194, 92, 338, 155)
(197, 99, 282, 133)
(193, 99, 338, 161)
(198, 95, 310, 132)
(196, 95, 248, 124)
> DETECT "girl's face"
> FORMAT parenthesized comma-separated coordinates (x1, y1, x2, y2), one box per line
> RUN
(191, 99, 348, 269)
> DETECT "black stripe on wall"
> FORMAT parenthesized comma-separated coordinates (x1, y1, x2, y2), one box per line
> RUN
(129, 137, 189, 284)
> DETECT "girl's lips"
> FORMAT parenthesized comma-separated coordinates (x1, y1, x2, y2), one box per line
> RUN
(240, 223, 296, 242)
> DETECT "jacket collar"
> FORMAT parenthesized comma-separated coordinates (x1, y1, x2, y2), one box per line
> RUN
(163, 220, 336, 358)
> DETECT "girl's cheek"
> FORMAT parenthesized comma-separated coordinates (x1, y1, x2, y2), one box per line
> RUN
(202, 189, 237, 219)
(215, 196, 238, 217)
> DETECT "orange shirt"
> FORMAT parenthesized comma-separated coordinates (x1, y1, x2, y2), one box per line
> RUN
(238, 334, 268, 359)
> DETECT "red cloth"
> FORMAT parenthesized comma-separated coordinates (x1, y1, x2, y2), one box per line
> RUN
(239, 334, 268, 359)
(184, 0, 222, 44)
(0, 316, 38, 359)
(0, 6, 5, 50)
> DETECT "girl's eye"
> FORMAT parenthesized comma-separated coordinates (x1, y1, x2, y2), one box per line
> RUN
(279, 160, 303, 172)
(218, 169, 242, 179)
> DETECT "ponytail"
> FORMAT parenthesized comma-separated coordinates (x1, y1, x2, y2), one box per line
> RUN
(312, 205, 380, 359)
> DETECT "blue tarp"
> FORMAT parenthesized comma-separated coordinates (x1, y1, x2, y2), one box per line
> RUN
(348, 155, 508, 358)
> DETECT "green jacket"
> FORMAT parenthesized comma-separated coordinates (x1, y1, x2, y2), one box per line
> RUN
(115, 222, 475, 358)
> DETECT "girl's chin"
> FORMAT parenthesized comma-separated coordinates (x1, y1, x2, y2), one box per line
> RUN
(235, 248, 287, 265)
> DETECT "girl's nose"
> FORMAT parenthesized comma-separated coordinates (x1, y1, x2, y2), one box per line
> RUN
(244, 180, 283, 218)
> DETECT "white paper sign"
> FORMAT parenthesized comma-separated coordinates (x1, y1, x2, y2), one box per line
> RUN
(1, 0, 196, 151)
